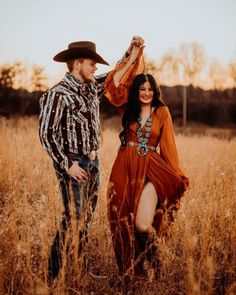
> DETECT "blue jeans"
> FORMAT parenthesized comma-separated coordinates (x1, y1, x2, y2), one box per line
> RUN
(48, 155, 100, 280)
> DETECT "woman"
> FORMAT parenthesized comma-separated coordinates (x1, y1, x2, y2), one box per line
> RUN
(104, 44, 189, 284)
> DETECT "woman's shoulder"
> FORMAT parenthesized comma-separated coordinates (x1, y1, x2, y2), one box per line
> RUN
(154, 105, 169, 117)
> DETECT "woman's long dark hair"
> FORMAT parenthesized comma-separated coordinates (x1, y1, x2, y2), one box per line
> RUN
(122, 73, 165, 130)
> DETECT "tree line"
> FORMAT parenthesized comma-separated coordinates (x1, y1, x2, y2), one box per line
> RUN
(0, 43, 236, 126)
(0, 63, 47, 116)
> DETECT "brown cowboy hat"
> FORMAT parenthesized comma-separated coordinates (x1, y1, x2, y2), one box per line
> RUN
(53, 41, 109, 65)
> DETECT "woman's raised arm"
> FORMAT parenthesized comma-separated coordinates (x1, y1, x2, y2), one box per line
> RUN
(113, 46, 142, 87)
(104, 46, 145, 108)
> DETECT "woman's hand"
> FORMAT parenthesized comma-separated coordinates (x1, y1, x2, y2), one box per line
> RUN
(113, 37, 144, 87)
(126, 36, 145, 56)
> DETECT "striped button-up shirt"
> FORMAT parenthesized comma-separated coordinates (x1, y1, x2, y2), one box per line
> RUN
(39, 72, 107, 170)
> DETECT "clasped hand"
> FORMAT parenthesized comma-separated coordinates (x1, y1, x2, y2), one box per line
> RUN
(127, 36, 145, 64)
(66, 161, 88, 181)
(127, 36, 145, 55)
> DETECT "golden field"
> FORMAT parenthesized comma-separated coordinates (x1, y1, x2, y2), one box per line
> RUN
(0, 117, 235, 295)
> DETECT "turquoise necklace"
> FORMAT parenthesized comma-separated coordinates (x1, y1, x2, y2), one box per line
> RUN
(136, 115, 152, 156)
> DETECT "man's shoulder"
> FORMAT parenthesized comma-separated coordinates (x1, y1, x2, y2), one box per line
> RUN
(42, 82, 76, 98)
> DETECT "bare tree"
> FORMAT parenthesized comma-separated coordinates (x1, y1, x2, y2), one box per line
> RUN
(158, 50, 181, 86)
(228, 61, 236, 86)
(0, 62, 24, 89)
(30, 65, 48, 92)
(179, 43, 205, 86)
(178, 43, 205, 126)
(209, 59, 230, 90)
(144, 55, 158, 75)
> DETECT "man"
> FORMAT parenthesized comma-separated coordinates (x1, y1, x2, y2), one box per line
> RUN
(39, 37, 144, 280)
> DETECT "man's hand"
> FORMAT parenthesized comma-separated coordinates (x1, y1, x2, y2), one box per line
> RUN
(66, 161, 88, 181)
(126, 36, 145, 56)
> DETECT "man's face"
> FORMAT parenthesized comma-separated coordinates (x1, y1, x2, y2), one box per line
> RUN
(77, 59, 97, 82)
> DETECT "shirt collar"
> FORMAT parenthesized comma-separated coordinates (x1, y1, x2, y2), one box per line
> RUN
(63, 72, 95, 93)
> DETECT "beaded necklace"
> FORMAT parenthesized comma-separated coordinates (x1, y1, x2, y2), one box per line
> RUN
(136, 115, 152, 156)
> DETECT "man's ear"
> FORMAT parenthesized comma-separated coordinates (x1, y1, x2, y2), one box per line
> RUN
(74, 59, 82, 71)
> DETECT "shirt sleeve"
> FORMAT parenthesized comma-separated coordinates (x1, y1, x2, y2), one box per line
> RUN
(104, 47, 145, 109)
(95, 72, 108, 97)
(159, 108, 189, 187)
(39, 91, 73, 170)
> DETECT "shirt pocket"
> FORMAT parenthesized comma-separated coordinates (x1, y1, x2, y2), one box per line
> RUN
(69, 101, 86, 124)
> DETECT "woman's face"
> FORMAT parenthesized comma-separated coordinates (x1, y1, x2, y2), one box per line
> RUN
(138, 80, 154, 105)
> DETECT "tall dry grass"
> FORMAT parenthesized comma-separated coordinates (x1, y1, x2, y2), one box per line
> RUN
(0, 116, 235, 295)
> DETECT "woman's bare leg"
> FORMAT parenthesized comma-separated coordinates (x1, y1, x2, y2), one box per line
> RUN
(135, 181, 158, 232)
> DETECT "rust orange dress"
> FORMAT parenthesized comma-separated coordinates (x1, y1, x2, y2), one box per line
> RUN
(104, 51, 189, 278)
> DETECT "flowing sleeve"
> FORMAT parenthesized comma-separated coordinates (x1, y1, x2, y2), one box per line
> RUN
(104, 47, 145, 109)
(160, 108, 189, 187)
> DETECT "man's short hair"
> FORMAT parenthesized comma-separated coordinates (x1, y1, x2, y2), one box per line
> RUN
(66, 58, 85, 72)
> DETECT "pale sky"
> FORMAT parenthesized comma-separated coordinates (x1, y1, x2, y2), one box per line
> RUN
(1, 0, 236, 84)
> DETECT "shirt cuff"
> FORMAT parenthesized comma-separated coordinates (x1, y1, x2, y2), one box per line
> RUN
(61, 157, 73, 171)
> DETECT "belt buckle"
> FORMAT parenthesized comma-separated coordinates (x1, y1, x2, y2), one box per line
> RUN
(88, 150, 96, 161)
